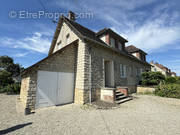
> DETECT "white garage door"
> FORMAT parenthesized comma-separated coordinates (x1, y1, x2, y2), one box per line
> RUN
(36, 71, 74, 108)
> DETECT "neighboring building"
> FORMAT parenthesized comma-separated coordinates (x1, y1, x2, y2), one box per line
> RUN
(171, 72, 177, 77)
(20, 11, 151, 112)
(125, 45, 147, 62)
(150, 61, 176, 77)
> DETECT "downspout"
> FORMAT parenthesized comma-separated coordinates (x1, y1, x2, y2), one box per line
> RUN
(88, 46, 92, 103)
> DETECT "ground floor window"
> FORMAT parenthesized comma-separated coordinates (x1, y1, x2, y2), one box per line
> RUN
(120, 64, 126, 78)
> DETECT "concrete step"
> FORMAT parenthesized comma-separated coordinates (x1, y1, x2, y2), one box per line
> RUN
(115, 97, 133, 104)
(115, 95, 127, 100)
(115, 92, 124, 96)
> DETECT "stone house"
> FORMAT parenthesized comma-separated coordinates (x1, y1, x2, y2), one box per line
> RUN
(20, 12, 151, 112)
(150, 61, 175, 77)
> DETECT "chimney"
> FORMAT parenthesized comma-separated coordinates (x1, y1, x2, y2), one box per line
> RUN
(68, 11, 76, 21)
(150, 61, 154, 64)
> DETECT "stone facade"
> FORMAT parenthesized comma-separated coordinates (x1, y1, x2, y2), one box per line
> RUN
(20, 16, 151, 111)
(20, 44, 77, 111)
(89, 42, 150, 99)
(20, 76, 30, 108)
(53, 22, 79, 53)
(74, 40, 91, 103)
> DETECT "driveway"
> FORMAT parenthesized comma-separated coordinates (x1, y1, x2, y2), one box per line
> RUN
(0, 94, 180, 135)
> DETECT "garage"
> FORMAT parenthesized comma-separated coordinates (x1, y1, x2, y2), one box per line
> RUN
(36, 70, 74, 108)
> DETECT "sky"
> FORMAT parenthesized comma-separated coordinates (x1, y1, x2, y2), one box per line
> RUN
(0, 0, 180, 75)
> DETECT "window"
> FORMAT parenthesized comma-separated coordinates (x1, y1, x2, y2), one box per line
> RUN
(57, 40, 61, 50)
(120, 64, 126, 78)
(136, 68, 142, 77)
(129, 66, 133, 76)
(140, 68, 144, 75)
(110, 37, 115, 47)
(136, 68, 139, 76)
(118, 42, 122, 50)
(66, 34, 70, 44)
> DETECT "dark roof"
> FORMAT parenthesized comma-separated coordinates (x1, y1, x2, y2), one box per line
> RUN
(64, 17, 106, 45)
(48, 16, 108, 55)
(96, 28, 128, 42)
(48, 15, 150, 66)
(126, 45, 147, 55)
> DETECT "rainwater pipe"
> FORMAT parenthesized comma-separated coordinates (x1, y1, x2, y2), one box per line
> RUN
(88, 46, 92, 103)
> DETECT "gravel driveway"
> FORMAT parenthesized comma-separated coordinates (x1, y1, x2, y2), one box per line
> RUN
(0, 94, 180, 135)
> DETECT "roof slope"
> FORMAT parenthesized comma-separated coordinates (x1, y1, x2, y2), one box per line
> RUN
(48, 15, 150, 66)
(48, 16, 107, 55)
(126, 45, 147, 55)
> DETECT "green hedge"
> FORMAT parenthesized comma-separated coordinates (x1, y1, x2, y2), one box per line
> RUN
(155, 83, 180, 99)
(142, 72, 165, 86)
(165, 77, 177, 84)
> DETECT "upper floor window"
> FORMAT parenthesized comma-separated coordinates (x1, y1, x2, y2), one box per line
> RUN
(120, 64, 126, 78)
(66, 34, 70, 44)
(57, 40, 61, 50)
(140, 53, 145, 61)
(118, 42, 122, 50)
(110, 37, 115, 47)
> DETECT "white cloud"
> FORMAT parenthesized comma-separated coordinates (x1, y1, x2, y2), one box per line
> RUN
(123, 22, 180, 52)
(14, 52, 28, 57)
(0, 32, 51, 54)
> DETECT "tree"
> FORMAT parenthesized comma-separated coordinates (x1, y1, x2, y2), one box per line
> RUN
(141, 71, 165, 86)
(0, 55, 23, 76)
(0, 70, 14, 87)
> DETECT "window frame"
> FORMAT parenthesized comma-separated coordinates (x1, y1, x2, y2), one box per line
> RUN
(118, 41, 122, 50)
(110, 37, 115, 47)
(120, 64, 126, 78)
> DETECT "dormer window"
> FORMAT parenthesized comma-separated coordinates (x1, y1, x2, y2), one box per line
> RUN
(110, 37, 115, 47)
(118, 42, 122, 50)
(66, 34, 70, 44)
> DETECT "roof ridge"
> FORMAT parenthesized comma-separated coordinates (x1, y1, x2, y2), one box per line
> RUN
(63, 16, 97, 35)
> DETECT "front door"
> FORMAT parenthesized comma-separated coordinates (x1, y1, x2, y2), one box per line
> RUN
(104, 60, 114, 87)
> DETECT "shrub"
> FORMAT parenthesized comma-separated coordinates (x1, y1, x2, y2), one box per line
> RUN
(4, 83, 21, 94)
(165, 77, 177, 84)
(142, 72, 165, 86)
(155, 83, 180, 99)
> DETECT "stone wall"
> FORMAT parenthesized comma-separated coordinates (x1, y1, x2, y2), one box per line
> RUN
(88, 42, 150, 100)
(20, 44, 77, 111)
(137, 86, 155, 94)
(20, 76, 30, 108)
(74, 40, 91, 103)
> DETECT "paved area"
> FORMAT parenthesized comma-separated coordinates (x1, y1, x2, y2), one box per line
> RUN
(0, 94, 180, 135)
